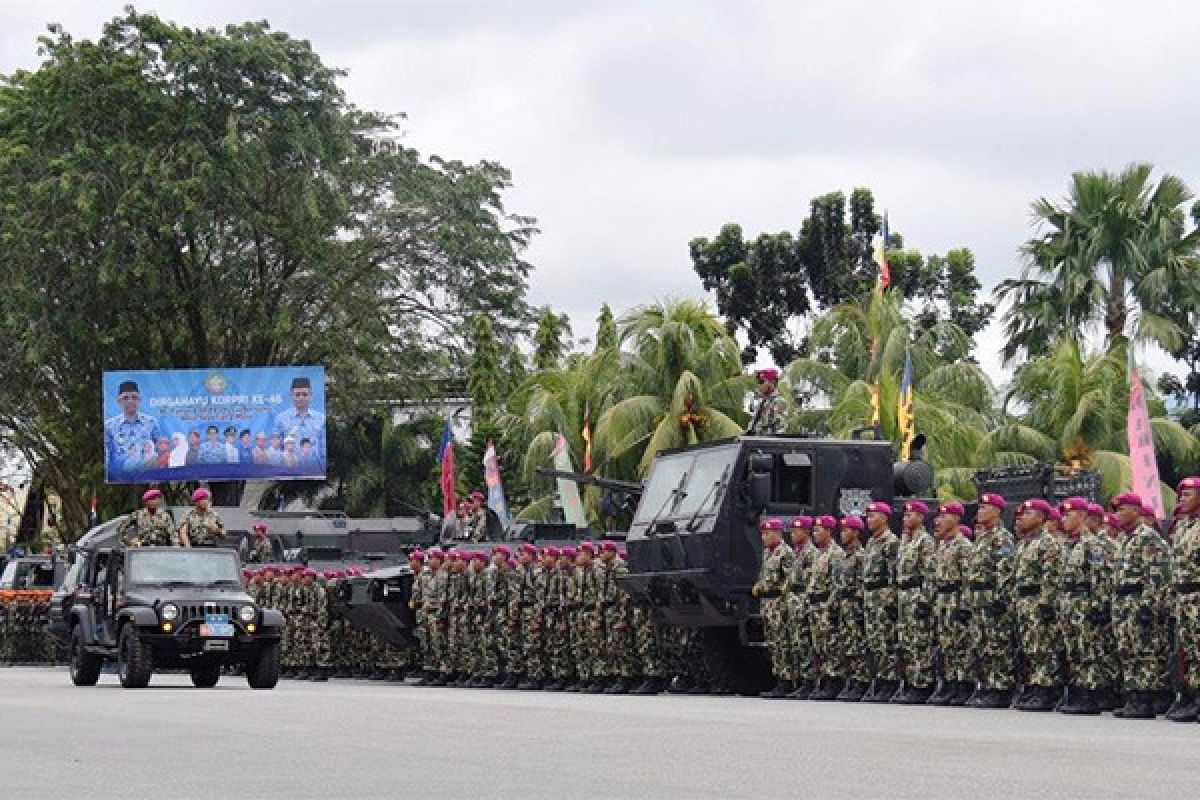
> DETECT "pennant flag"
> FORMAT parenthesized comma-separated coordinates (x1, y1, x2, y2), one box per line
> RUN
(88, 491, 98, 527)
(869, 383, 882, 427)
(874, 212, 892, 291)
(482, 439, 509, 528)
(437, 417, 457, 516)
(582, 417, 594, 474)
(898, 350, 916, 460)
(552, 433, 588, 529)
(1127, 365, 1164, 520)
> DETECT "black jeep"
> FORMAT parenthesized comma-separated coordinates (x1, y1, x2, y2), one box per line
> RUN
(54, 545, 284, 689)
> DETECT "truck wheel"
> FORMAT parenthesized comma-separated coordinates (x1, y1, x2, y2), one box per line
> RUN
(117, 625, 154, 688)
(69, 625, 102, 686)
(190, 661, 221, 688)
(246, 642, 280, 689)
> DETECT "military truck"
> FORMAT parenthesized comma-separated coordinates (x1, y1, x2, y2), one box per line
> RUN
(617, 434, 932, 693)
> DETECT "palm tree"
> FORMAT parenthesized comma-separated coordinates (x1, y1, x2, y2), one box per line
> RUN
(593, 299, 750, 478)
(999, 164, 1200, 364)
(991, 336, 1196, 500)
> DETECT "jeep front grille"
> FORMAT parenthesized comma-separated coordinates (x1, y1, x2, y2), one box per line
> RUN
(179, 604, 236, 623)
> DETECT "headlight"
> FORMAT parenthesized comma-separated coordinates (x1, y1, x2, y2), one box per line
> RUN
(238, 605, 257, 624)
(160, 603, 179, 622)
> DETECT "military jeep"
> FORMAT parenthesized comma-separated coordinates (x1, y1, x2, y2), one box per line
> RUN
(55, 545, 284, 689)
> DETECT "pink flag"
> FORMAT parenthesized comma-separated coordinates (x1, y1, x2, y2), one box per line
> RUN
(1127, 366, 1164, 520)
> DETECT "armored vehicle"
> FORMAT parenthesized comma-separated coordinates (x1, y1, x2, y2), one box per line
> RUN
(617, 434, 932, 692)
(0, 555, 54, 591)
(51, 538, 284, 689)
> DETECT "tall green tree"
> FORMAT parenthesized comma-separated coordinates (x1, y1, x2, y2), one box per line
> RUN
(0, 12, 535, 528)
(998, 164, 1200, 363)
(595, 304, 618, 353)
(533, 306, 572, 371)
(463, 315, 505, 493)
(593, 300, 749, 477)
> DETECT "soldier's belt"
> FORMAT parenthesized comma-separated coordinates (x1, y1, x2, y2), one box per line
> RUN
(897, 578, 923, 590)
(759, 589, 784, 599)
(863, 580, 890, 591)
(1115, 584, 1143, 597)
(1174, 582, 1200, 595)
(808, 591, 830, 603)
(1016, 585, 1041, 598)
(969, 581, 996, 591)
(936, 583, 961, 594)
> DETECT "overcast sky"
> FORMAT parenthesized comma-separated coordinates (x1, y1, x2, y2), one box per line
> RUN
(3, 1, 1198, 381)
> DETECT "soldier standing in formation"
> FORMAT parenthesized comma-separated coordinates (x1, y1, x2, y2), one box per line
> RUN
(861, 502, 900, 702)
(893, 500, 937, 704)
(755, 517, 795, 698)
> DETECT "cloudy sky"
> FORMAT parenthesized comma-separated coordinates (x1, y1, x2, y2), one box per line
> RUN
(3, 1, 1198, 380)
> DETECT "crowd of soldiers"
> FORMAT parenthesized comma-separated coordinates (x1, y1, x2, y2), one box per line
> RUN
(0, 591, 61, 665)
(118, 486, 228, 548)
(753, 479, 1200, 721)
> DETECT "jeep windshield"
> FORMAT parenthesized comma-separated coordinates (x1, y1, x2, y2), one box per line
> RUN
(127, 550, 241, 586)
(634, 445, 738, 523)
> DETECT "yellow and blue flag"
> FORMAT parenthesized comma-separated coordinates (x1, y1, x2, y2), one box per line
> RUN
(898, 351, 915, 459)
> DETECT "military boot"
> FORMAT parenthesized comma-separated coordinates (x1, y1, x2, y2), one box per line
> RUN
(1058, 687, 1101, 715)
(581, 679, 605, 694)
(1097, 687, 1120, 711)
(563, 679, 582, 692)
(966, 687, 1011, 709)
(387, 669, 406, 682)
(604, 677, 632, 695)
(760, 679, 794, 699)
(666, 675, 691, 694)
(810, 676, 844, 701)
(893, 683, 933, 704)
(925, 681, 952, 705)
(1014, 685, 1057, 711)
(311, 667, 329, 682)
(685, 681, 710, 695)
(1165, 692, 1198, 722)
(787, 679, 814, 700)
(498, 674, 520, 689)
(835, 679, 867, 702)
(631, 677, 663, 695)
(866, 679, 900, 703)
(948, 681, 974, 706)
(1113, 691, 1157, 719)
(1152, 690, 1173, 716)
(334, 668, 353, 679)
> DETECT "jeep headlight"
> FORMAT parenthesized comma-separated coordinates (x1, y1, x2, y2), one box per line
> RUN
(160, 603, 179, 622)
(238, 605, 257, 624)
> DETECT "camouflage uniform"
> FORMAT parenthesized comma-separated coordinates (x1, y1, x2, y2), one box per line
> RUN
(834, 542, 871, 687)
(754, 541, 795, 685)
(573, 561, 603, 687)
(1112, 523, 1172, 693)
(1013, 529, 1065, 690)
(785, 543, 818, 682)
(747, 392, 786, 435)
(511, 563, 546, 682)
(1173, 516, 1200, 696)
(631, 602, 665, 687)
(543, 565, 574, 686)
(809, 541, 845, 683)
(119, 508, 176, 548)
(444, 564, 470, 677)
(419, 566, 448, 677)
(966, 523, 1017, 692)
(862, 530, 900, 686)
(249, 537, 273, 563)
(180, 508, 225, 547)
(932, 532, 974, 689)
(1061, 528, 1117, 692)
(466, 510, 488, 542)
(481, 564, 509, 680)
(599, 556, 636, 684)
(896, 528, 938, 690)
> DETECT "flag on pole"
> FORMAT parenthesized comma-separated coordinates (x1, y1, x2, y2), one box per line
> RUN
(898, 350, 916, 460)
(88, 491, 98, 527)
(552, 432, 588, 529)
(1127, 364, 1164, 520)
(437, 417, 457, 516)
(874, 212, 892, 291)
(482, 439, 510, 528)
(869, 384, 882, 427)
(582, 417, 594, 474)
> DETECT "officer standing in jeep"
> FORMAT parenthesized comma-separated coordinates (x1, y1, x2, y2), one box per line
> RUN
(178, 487, 226, 547)
(118, 488, 176, 547)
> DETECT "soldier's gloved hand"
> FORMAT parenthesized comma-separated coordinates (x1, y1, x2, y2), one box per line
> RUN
(953, 608, 972, 623)
(913, 603, 932, 621)
(1135, 606, 1155, 627)
(1037, 604, 1056, 623)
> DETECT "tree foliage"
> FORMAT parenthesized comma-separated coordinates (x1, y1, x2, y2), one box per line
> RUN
(0, 12, 535, 528)
(532, 306, 572, 371)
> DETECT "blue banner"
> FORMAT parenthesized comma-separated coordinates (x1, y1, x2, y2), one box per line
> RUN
(102, 367, 326, 484)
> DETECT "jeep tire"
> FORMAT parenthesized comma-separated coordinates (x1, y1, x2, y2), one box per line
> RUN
(190, 661, 221, 688)
(246, 642, 280, 690)
(69, 625, 102, 686)
(117, 625, 154, 689)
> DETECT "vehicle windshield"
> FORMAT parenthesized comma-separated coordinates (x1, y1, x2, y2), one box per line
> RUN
(0, 561, 16, 588)
(0, 561, 53, 589)
(127, 550, 241, 586)
(635, 445, 739, 522)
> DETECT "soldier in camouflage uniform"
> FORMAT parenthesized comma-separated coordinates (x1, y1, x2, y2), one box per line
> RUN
(248, 523, 273, 562)
(1057, 497, 1118, 715)
(480, 547, 511, 686)
(308, 571, 333, 681)
(927, 505, 974, 705)
(861, 502, 901, 702)
(1167, 477, 1200, 722)
(965, 493, 1017, 708)
(178, 487, 225, 547)
(119, 489, 176, 547)
(573, 542, 604, 692)
(463, 552, 489, 685)
(891, 500, 937, 704)
(507, 543, 546, 689)
(747, 368, 787, 435)
(1010, 499, 1064, 711)
(599, 541, 637, 693)
(405, 551, 428, 680)
(754, 517, 796, 698)
(832, 516, 870, 701)
(808, 515, 846, 700)
(785, 516, 817, 698)
(630, 591, 666, 695)
(542, 547, 573, 690)
(443, 550, 470, 684)
(279, 568, 301, 678)
(1110, 493, 1172, 718)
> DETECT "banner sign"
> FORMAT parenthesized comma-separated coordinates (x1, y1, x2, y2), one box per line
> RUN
(102, 367, 326, 484)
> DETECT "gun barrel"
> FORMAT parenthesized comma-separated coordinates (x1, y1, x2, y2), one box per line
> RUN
(535, 468, 643, 495)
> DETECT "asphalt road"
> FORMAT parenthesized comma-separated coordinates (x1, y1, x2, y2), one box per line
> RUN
(2, 667, 1198, 799)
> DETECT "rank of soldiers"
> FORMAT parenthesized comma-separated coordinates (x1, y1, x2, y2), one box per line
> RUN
(752, 478, 1200, 722)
